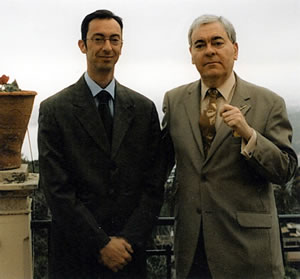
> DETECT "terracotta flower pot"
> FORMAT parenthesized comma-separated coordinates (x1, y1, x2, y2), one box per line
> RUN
(0, 91, 37, 170)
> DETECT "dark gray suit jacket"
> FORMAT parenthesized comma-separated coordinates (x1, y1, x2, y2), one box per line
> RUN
(38, 76, 164, 279)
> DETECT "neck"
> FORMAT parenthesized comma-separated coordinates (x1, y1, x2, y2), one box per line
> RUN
(202, 77, 224, 89)
(87, 69, 114, 88)
(202, 72, 233, 89)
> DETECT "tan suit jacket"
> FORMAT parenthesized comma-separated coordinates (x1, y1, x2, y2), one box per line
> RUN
(162, 74, 298, 279)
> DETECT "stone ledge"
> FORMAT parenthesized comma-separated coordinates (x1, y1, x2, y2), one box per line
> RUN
(0, 164, 29, 184)
(0, 173, 38, 191)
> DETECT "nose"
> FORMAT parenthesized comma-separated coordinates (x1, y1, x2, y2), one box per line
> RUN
(102, 39, 113, 51)
(205, 43, 216, 56)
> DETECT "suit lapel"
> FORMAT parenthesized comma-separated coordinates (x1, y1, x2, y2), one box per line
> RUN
(183, 80, 205, 158)
(111, 82, 135, 159)
(206, 75, 252, 161)
(72, 76, 111, 156)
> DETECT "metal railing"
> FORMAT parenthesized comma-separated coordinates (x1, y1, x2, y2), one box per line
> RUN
(31, 217, 175, 279)
(31, 214, 300, 279)
(279, 214, 300, 254)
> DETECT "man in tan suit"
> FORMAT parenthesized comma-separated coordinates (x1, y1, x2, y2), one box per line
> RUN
(162, 15, 298, 279)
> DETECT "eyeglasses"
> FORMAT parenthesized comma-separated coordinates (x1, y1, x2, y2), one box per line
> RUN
(86, 36, 122, 46)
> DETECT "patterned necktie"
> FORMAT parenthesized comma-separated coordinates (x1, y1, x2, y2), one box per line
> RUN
(199, 88, 220, 156)
(97, 90, 113, 144)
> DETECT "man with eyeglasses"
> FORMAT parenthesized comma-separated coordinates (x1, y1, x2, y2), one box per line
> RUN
(161, 14, 297, 278)
(38, 10, 164, 279)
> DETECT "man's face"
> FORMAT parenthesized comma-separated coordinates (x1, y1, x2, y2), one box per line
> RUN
(189, 21, 238, 87)
(78, 18, 123, 74)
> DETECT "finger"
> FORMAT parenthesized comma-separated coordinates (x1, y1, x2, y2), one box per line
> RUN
(115, 258, 129, 271)
(220, 104, 233, 115)
(219, 105, 227, 115)
(105, 261, 119, 273)
(124, 251, 132, 263)
(126, 245, 134, 254)
(123, 240, 134, 254)
(118, 262, 127, 270)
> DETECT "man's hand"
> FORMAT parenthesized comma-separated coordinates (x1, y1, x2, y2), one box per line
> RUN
(220, 104, 253, 141)
(99, 237, 133, 272)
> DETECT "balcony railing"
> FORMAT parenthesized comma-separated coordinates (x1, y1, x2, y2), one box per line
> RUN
(32, 215, 300, 279)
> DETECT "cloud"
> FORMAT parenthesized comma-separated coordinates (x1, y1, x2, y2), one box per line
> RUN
(2, 0, 299, 159)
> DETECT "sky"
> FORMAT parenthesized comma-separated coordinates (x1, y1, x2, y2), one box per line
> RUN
(1, 0, 300, 160)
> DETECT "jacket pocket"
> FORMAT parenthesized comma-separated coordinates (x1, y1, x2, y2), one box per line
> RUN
(236, 212, 272, 229)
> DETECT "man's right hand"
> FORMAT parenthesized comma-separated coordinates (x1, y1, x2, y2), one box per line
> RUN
(99, 237, 133, 272)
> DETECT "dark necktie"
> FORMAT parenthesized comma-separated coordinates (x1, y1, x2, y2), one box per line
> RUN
(97, 90, 113, 143)
(199, 88, 220, 156)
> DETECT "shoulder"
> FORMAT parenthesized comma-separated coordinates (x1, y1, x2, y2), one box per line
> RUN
(166, 80, 200, 97)
(237, 75, 284, 103)
(116, 82, 155, 108)
(163, 80, 200, 107)
(40, 76, 86, 110)
(42, 84, 75, 106)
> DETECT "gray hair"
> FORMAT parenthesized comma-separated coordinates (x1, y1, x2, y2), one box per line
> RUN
(188, 15, 236, 46)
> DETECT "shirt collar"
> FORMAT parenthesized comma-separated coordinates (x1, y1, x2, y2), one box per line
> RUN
(201, 71, 236, 102)
(84, 72, 115, 100)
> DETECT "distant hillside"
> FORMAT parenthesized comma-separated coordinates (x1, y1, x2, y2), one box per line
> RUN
(287, 107, 300, 155)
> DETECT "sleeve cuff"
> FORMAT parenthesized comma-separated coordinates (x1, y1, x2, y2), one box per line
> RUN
(241, 129, 257, 159)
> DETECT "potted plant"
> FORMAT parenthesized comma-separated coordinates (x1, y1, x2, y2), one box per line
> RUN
(0, 74, 37, 170)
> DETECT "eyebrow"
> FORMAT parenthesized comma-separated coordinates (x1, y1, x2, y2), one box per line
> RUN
(211, 36, 225, 41)
(193, 35, 225, 44)
(193, 39, 205, 45)
(92, 33, 121, 38)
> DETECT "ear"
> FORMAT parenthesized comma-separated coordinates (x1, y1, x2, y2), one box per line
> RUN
(233, 42, 239, 60)
(189, 46, 195, 65)
(78, 40, 87, 54)
(120, 41, 123, 56)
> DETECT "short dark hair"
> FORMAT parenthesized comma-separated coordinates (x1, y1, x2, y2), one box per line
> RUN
(81, 9, 123, 41)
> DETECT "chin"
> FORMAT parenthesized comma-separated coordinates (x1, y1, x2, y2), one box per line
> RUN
(202, 71, 220, 80)
(97, 61, 113, 69)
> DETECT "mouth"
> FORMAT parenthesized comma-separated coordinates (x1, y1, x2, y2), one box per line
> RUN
(99, 56, 113, 59)
(204, 61, 220, 66)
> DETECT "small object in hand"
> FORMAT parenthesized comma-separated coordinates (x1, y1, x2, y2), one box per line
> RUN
(233, 130, 241, 138)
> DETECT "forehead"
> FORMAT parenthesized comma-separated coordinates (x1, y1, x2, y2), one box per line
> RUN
(191, 21, 228, 41)
(87, 18, 122, 36)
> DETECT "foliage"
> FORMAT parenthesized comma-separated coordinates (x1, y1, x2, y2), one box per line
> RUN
(0, 74, 21, 92)
(22, 159, 49, 279)
(288, 107, 300, 155)
(30, 160, 175, 279)
(147, 167, 176, 278)
(274, 167, 300, 278)
(29, 158, 300, 279)
(284, 265, 300, 279)
(274, 167, 300, 214)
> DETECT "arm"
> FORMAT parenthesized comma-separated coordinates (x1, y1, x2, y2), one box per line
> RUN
(220, 98, 298, 185)
(161, 92, 176, 177)
(38, 100, 110, 255)
(39, 99, 145, 272)
(118, 103, 165, 248)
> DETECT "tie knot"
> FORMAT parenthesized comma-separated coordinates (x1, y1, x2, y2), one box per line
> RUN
(97, 90, 111, 104)
(207, 88, 219, 99)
